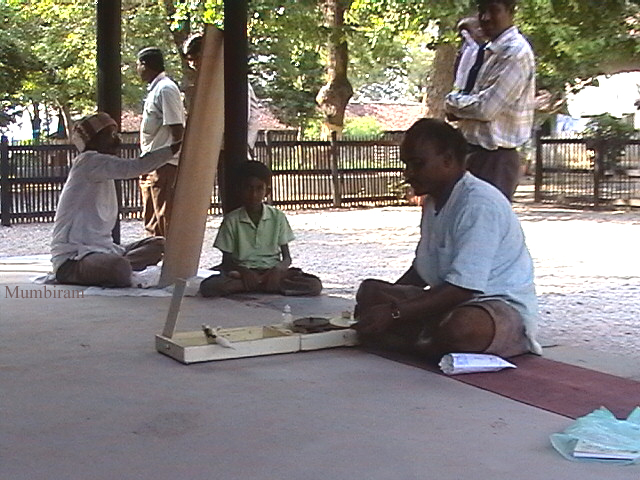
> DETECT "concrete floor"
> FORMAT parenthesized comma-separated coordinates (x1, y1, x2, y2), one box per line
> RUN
(1, 267, 638, 479)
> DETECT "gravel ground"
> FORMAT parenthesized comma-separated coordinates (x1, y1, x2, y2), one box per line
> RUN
(1, 200, 639, 359)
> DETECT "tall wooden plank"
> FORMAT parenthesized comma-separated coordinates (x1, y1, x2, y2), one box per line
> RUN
(161, 278, 187, 338)
(159, 27, 225, 286)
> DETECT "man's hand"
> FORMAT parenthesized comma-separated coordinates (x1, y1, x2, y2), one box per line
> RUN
(353, 303, 397, 335)
(263, 266, 286, 293)
(238, 268, 261, 291)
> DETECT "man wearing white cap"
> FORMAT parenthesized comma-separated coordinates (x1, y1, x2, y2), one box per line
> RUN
(51, 112, 181, 287)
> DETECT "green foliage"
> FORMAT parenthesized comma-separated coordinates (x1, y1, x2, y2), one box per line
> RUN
(171, 0, 223, 30)
(14, 1, 97, 113)
(248, 1, 325, 130)
(347, 26, 434, 101)
(121, 1, 183, 112)
(346, 1, 470, 101)
(2, 0, 182, 138)
(303, 115, 383, 139)
(518, 0, 639, 93)
(303, 119, 323, 140)
(5, 0, 640, 140)
(582, 114, 637, 169)
(349, 0, 474, 35)
(179, 1, 325, 130)
(342, 116, 383, 138)
(583, 114, 636, 138)
(0, 2, 36, 103)
(351, 0, 640, 105)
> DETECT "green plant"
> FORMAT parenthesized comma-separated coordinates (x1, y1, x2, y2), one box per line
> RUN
(343, 116, 383, 139)
(302, 119, 323, 140)
(302, 116, 384, 140)
(582, 114, 636, 170)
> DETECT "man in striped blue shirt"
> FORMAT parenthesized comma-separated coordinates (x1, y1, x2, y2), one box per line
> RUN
(445, 0, 535, 201)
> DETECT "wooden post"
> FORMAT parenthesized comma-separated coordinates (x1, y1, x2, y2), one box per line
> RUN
(96, 0, 122, 244)
(96, 0, 121, 126)
(265, 130, 273, 170)
(159, 27, 225, 287)
(265, 131, 273, 205)
(534, 128, 543, 203)
(330, 130, 342, 207)
(223, 0, 248, 213)
(594, 147, 602, 208)
(0, 136, 10, 226)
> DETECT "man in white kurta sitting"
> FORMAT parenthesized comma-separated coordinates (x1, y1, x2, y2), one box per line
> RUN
(51, 112, 181, 287)
(354, 118, 541, 359)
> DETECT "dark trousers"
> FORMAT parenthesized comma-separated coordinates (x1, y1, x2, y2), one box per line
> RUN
(466, 144, 522, 201)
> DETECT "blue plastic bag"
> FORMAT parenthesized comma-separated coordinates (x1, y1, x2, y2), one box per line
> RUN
(550, 407, 640, 465)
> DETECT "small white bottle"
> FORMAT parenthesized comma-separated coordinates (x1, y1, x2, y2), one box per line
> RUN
(282, 304, 293, 328)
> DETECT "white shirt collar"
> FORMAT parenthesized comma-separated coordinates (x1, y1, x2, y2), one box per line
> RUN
(485, 25, 518, 53)
(147, 71, 167, 92)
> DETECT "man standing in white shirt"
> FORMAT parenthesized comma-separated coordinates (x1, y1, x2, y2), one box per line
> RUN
(137, 47, 186, 237)
(445, 0, 535, 201)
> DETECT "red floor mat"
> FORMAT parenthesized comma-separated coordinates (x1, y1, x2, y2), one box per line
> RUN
(363, 349, 640, 419)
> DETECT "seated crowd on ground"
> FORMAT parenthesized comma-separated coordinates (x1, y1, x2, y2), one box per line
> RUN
(50, 0, 541, 359)
(49, 113, 540, 360)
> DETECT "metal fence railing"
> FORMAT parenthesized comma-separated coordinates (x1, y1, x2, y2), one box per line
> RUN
(534, 134, 640, 208)
(1, 134, 406, 226)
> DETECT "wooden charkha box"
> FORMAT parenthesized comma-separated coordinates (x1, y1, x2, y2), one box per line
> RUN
(156, 280, 358, 364)
(156, 324, 358, 364)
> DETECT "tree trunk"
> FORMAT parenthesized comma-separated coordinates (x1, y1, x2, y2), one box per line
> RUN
(29, 101, 42, 141)
(162, 0, 195, 101)
(316, 0, 353, 139)
(424, 42, 457, 120)
(57, 102, 73, 139)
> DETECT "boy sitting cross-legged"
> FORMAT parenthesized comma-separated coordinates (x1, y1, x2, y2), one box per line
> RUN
(199, 161, 322, 298)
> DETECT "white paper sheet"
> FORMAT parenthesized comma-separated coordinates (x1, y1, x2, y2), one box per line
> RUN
(439, 353, 516, 375)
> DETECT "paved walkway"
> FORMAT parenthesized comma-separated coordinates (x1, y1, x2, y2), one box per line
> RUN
(1, 265, 637, 479)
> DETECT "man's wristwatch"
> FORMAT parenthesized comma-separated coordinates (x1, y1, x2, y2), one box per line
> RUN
(390, 303, 401, 321)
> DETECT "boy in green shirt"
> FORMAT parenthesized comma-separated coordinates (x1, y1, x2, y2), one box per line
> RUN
(199, 161, 322, 297)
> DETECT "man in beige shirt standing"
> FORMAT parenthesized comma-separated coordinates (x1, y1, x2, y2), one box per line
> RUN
(137, 47, 186, 237)
(445, 0, 535, 201)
